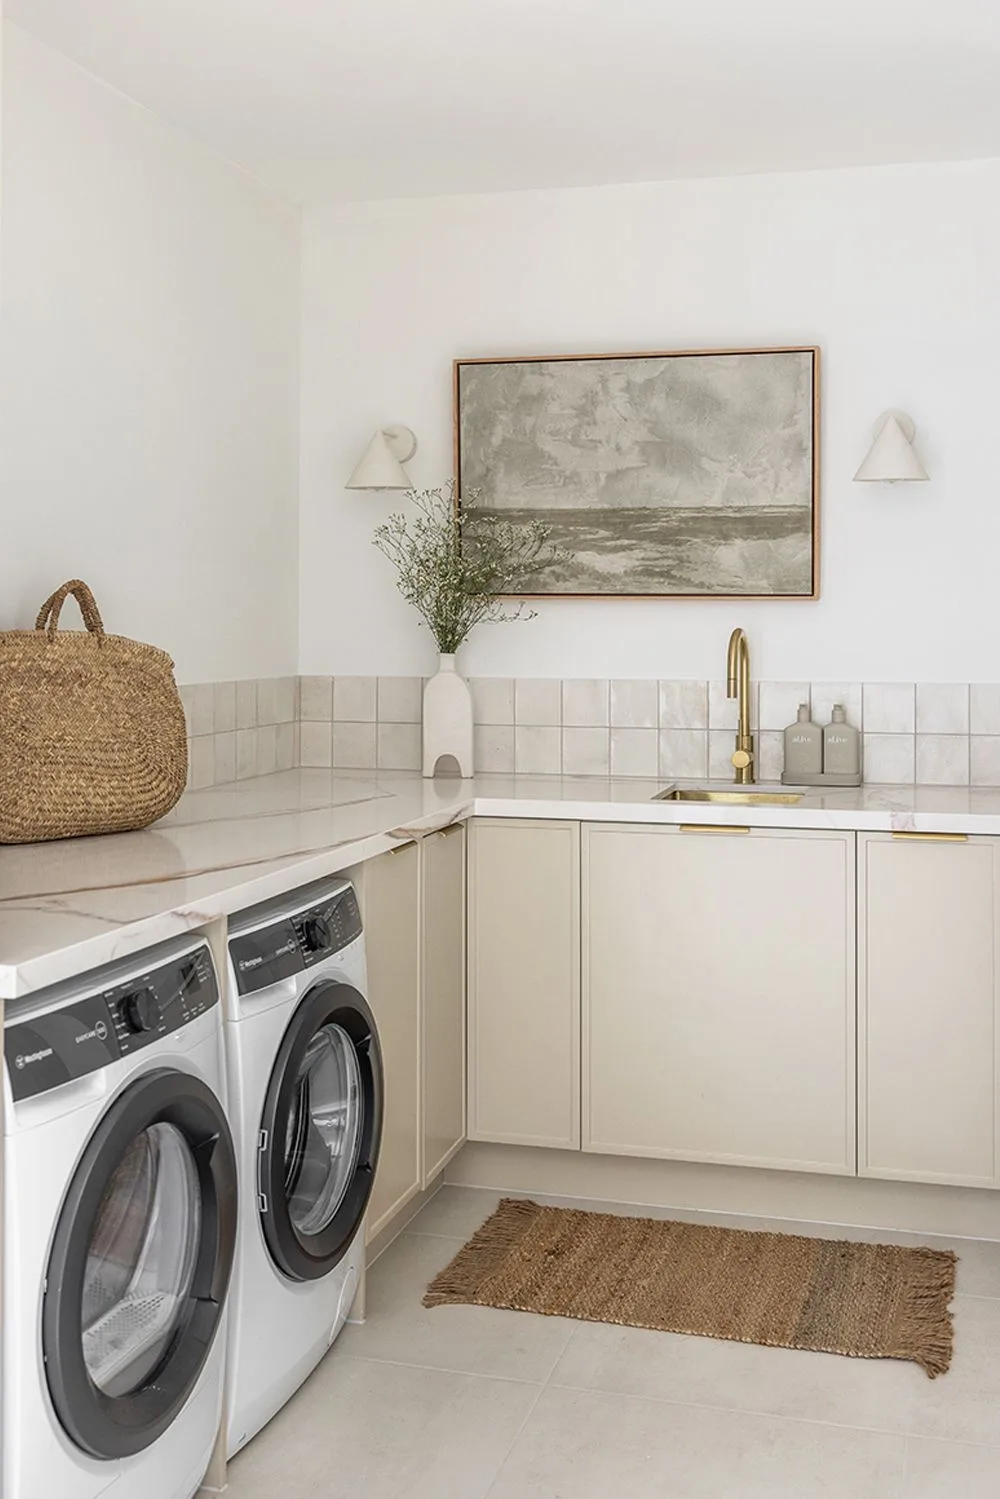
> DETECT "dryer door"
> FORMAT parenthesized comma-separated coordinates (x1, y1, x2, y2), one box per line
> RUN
(258, 980, 383, 1281)
(43, 1069, 237, 1459)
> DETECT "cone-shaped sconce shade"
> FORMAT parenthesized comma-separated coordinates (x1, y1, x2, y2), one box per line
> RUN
(853, 412, 929, 483)
(346, 426, 417, 490)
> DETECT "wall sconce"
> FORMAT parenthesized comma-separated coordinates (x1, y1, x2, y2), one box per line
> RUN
(853, 411, 928, 483)
(345, 425, 417, 490)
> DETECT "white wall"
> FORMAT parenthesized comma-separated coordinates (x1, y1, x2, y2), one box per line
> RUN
(300, 159, 1000, 683)
(0, 25, 301, 684)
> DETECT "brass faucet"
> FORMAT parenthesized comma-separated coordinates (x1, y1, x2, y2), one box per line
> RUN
(726, 628, 754, 785)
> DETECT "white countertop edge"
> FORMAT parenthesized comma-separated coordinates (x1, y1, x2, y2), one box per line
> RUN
(2, 772, 997, 999)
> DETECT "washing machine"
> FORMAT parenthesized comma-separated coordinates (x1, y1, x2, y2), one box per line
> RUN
(2, 934, 237, 1499)
(224, 874, 383, 1456)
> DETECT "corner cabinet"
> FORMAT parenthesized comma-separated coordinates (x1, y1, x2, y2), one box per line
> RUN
(362, 841, 422, 1238)
(859, 832, 1000, 1188)
(582, 822, 856, 1174)
(361, 826, 469, 1241)
(467, 819, 581, 1148)
(421, 823, 467, 1186)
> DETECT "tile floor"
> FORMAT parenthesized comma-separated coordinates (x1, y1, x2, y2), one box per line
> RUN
(225, 1186, 1000, 1498)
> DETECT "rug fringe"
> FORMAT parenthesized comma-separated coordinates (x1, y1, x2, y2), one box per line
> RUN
(422, 1198, 542, 1308)
(895, 1247, 958, 1378)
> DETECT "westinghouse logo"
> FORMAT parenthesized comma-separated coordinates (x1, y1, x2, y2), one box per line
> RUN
(14, 1047, 53, 1070)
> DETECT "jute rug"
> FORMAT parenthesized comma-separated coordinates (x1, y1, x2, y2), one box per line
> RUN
(423, 1199, 957, 1377)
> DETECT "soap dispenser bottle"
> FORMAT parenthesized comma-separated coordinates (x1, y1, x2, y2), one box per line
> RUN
(824, 704, 861, 777)
(784, 704, 823, 778)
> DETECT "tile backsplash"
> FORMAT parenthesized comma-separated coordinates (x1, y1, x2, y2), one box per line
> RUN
(180, 675, 1000, 789)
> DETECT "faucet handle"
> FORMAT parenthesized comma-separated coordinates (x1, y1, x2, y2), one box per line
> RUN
(731, 748, 752, 771)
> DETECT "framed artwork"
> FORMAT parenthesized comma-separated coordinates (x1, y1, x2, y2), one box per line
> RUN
(454, 346, 820, 598)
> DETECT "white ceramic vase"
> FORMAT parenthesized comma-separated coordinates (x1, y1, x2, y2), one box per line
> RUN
(422, 653, 473, 778)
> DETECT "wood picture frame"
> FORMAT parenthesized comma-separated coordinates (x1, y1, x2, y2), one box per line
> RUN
(454, 346, 820, 599)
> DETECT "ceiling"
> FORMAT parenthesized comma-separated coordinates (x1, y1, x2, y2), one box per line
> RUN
(8, 0, 1000, 203)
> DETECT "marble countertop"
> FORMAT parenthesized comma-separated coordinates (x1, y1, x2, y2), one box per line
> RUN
(4, 768, 1000, 998)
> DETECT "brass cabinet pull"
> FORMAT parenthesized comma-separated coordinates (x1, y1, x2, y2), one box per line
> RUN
(680, 824, 752, 836)
(891, 831, 969, 843)
(437, 823, 464, 838)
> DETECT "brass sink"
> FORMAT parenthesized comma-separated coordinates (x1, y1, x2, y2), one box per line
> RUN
(653, 787, 804, 806)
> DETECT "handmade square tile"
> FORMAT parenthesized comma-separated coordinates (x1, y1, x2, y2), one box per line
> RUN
(470, 677, 514, 725)
(562, 679, 610, 727)
(334, 676, 377, 722)
(236, 728, 257, 780)
(709, 679, 758, 731)
(377, 722, 421, 771)
(970, 684, 1000, 736)
(213, 731, 236, 785)
(236, 679, 257, 730)
(811, 682, 863, 730)
(709, 729, 737, 780)
(213, 681, 237, 734)
(378, 676, 423, 723)
(333, 721, 377, 769)
(256, 723, 278, 776)
(915, 735, 969, 786)
(474, 725, 514, 774)
(757, 729, 785, 782)
(299, 675, 332, 722)
(563, 727, 610, 776)
(864, 733, 916, 784)
(275, 676, 298, 723)
(300, 722, 333, 768)
(970, 736, 1000, 787)
(183, 683, 215, 738)
(657, 729, 708, 780)
(610, 679, 657, 728)
(916, 684, 969, 735)
(515, 679, 561, 726)
(515, 726, 561, 774)
(864, 683, 915, 734)
(659, 679, 709, 729)
(275, 720, 297, 771)
(256, 679, 279, 726)
(759, 682, 810, 731)
(610, 728, 657, 777)
(188, 735, 215, 789)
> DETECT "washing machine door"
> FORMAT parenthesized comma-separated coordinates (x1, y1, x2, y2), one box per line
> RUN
(258, 980, 383, 1281)
(43, 1068, 237, 1459)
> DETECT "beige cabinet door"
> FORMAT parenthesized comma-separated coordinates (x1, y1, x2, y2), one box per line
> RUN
(362, 841, 421, 1238)
(583, 822, 856, 1174)
(421, 823, 466, 1186)
(859, 832, 1000, 1187)
(468, 819, 581, 1147)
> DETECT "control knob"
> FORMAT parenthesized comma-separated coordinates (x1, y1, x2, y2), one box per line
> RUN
(123, 987, 159, 1034)
(302, 915, 332, 953)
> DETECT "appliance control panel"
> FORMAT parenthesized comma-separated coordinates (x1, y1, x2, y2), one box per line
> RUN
(230, 884, 363, 995)
(4, 943, 219, 1102)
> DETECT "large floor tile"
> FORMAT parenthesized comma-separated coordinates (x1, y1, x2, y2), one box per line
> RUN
(905, 1296, 1000, 1445)
(406, 1185, 503, 1239)
(484, 1385, 906, 1498)
(338, 1231, 576, 1382)
(903, 1436, 1000, 1496)
(226, 1353, 540, 1499)
(551, 1318, 922, 1433)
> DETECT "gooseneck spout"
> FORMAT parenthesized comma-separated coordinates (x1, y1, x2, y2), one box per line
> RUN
(726, 628, 754, 785)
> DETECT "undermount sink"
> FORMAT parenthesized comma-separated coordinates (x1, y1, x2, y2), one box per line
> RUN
(652, 787, 805, 806)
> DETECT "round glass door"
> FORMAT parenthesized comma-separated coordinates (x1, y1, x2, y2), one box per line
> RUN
(284, 1022, 364, 1237)
(258, 981, 382, 1282)
(82, 1123, 201, 1398)
(43, 1070, 237, 1460)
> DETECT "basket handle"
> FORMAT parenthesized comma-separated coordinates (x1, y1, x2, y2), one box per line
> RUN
(35, 580, 106, 640)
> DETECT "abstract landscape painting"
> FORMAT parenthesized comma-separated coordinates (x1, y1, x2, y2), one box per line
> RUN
(455, 348, 819, 597)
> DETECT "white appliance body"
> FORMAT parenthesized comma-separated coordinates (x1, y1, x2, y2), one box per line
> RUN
(224, 877, 382, 1456)
(2, 936, 237, 1499)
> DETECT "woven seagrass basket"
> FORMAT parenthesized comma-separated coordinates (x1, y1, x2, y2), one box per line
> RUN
(0, 580, 188, 843)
